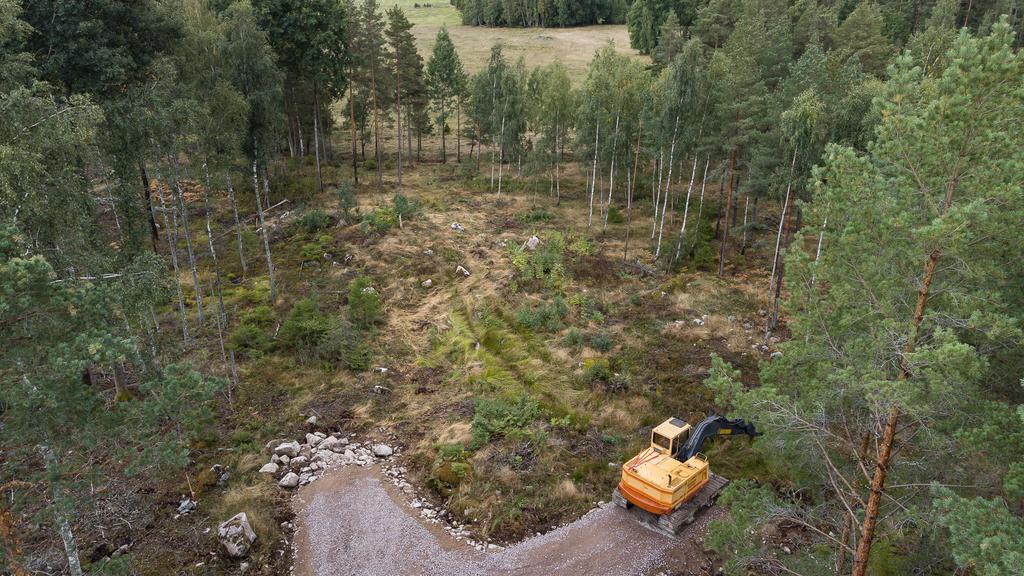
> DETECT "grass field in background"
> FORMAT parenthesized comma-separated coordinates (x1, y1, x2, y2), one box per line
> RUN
(385, 0, 646, 83)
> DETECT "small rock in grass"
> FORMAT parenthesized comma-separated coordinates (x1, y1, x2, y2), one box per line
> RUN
(305, 415, 318, 426)
(218, 512, 256, 558)
(455, 265, 470, 277)
(259, 462, 279, 475)
(421, 278, 433, 288)
(278, 472, 300, 488)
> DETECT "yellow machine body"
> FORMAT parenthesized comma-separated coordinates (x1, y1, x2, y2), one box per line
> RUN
(617, 418, 710, 515)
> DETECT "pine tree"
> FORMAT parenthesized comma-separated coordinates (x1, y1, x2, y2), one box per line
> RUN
(386, 6, 422, 191)
(426, 27, 467, 164)
(705, 21, 1024, 575)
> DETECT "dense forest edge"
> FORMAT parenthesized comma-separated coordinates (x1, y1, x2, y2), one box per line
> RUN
(1, 0, 1023, 575)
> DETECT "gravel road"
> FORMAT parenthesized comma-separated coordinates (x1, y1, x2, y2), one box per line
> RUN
(292, 465, 720, 576)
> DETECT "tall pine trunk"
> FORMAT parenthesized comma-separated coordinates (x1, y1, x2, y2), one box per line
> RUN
(851, 159, 962, 576)
(690, 158, 710, 259)
(313, 89, 324, 194)
(395, 69, 403, 192)
(349, 81, 359, 184)
(440, 98, 447, 162)
(588, 121, 600, 227)
(139, 161, 159, 250)
(717, 151, 736, 276)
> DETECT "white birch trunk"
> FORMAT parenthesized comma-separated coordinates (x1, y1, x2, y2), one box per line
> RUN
(40, 445, 83, 576)
(768, 149, 798, 302)
(252, 147, 276, 302)
(154, 172, 189, 343)
(673, 153, 700, 262)
(169, 156, 204, 324)
(655, 116, 679, 258)
(603, 112, 621, 229)
(225, 173, 247, 277)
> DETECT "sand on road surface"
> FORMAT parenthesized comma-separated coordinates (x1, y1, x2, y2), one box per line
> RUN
(292, 465, 720, 576)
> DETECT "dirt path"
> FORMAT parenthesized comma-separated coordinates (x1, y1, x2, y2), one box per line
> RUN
(292, 465, 720, 576)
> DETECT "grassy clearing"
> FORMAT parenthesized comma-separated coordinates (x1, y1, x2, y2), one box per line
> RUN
(135, 127, 780, 567)
(384, 0, 644, 82)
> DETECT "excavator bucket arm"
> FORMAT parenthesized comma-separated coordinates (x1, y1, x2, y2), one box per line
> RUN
(676, 415, 761, 461)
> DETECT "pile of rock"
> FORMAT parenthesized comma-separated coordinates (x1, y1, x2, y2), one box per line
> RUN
(260, 433, 396, 489)
(379, 463, 500, 552)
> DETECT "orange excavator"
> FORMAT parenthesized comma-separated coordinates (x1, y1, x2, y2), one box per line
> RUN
(613, 415, 760, 536)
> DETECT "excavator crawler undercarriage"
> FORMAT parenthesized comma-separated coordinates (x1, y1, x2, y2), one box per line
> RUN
(613, 473, 729, 537)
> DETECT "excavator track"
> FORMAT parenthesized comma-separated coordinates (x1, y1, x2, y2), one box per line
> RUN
(613, 474, 729, 538)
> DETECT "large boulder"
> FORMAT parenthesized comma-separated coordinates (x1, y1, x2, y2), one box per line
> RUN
(218, 512, 257, 558)
(273, 440, 301, 458)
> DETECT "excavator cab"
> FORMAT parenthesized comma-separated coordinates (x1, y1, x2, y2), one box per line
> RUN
(650, 418, 690, 455)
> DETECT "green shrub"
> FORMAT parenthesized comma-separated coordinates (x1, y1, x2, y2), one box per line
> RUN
(508, 232, 566, 289)
(588, 331, 614, 351)
(392, 193, 420, 220)
(315, 320, 373, 370)
(515, 296, 568, 332)
(582, 358, 611, 384)
(348, 276, 382, 329)
(606, 205, 626, 224)
(335, 182, 358, 223)
(516, 208, 554, 224)
(629, 293, 642, 306)
(228, 324, 270, 356)
(563, 328, 583, 347)
(278, 298, 331, 352)
(241, 305, 274, 327)
(361, 205, 397, 234)
(471, 395, 540, 448)
(296, 208, 332, 233)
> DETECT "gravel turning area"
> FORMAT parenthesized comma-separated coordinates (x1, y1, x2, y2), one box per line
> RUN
(292, 465, 719, 576)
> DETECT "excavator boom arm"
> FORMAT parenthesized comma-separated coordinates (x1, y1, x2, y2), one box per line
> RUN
(676, 416, 761, 461)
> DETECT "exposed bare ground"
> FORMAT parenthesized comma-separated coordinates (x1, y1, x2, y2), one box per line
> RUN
(292, 464, 723, 576)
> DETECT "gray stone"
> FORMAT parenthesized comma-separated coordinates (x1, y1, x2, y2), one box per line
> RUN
(421, 278, 433, 288)
(455, 265, 470, 276)
(305, 433, 322, 447)
(288, 456, 308, 470)
(372, 444, 394, 457)
(273, 440, 301, 458)
(305, 415, 318, 426)
(218, 512, 256, 558)
(524, 235, 540, 250)
(259, 462, 279, 475)
(278, 472, 299, 488)
(177, 497, 197, 515)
